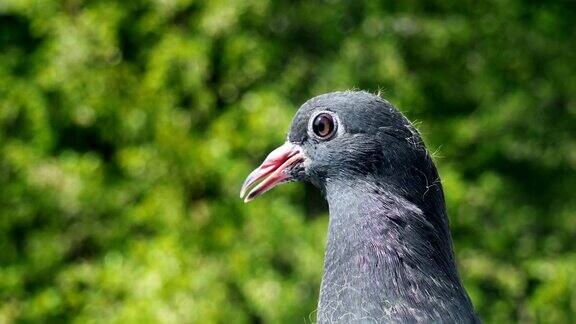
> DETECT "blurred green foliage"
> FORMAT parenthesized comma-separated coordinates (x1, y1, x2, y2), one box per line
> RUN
(1, 0, 575, 322)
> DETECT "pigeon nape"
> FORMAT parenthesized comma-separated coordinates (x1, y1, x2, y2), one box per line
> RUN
(240, 91, 479, 323)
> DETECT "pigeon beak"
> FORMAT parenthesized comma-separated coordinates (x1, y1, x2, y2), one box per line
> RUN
(240, 142, 304, 203)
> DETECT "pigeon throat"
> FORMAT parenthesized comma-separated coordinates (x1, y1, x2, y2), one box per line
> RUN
(316, 179, 477, 323)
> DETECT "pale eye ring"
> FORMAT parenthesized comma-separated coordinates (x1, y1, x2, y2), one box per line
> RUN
(311, 112, 337, 140)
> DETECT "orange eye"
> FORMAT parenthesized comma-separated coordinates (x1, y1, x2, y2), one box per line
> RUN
(312, 113, 336, 139)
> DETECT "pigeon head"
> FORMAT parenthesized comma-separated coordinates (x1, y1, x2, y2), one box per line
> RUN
(241, 91, 432, 202)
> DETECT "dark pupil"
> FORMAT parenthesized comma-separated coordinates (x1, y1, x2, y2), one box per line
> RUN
(313, 114, 333, 138)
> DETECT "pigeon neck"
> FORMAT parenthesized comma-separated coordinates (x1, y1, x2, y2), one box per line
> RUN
(317, 179, 477, 323)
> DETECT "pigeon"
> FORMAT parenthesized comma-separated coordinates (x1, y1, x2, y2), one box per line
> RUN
(240, 91, 479, 323)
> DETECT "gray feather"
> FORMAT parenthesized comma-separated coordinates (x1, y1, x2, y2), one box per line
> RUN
(287, 91, 479, 323)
